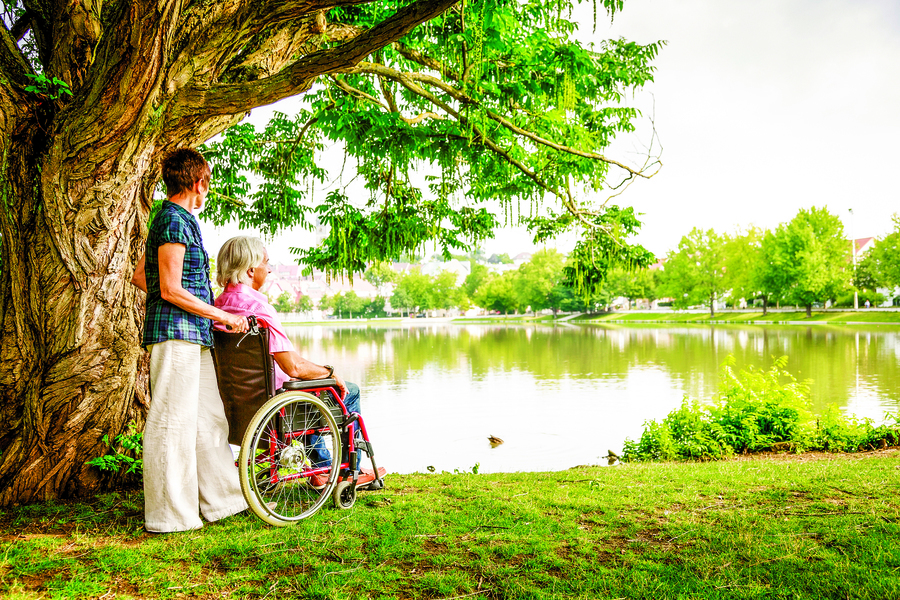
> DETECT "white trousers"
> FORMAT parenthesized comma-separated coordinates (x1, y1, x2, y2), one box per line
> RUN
(144, 340, 248, 532)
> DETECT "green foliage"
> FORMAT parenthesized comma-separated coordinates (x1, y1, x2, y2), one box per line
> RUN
(463, 262, 490, 299)
(515, 248, 565, 312)
(623, 356, 900, 462)
(200, 0, 661, 282)
(326, 291, 367, 318)
(272, 291, 295, 313)
(474, 270, 521, 314)
(764, 207, 850, 313)
(23, 73, 73, 100)
(295, 295, 314, 312)
(603, 265, 658, 306)
(863, 214, 900, 288)
(833, 289, 884, 308)
(658, 227, 727, 313)
(561, 206, 654, 301)
(84, 422, 143, 476)
(721, 227, 763, 308)
(364, 262, 397, 289)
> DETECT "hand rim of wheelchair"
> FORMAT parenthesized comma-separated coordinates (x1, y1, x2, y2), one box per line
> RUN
(237, 391, 341, 526)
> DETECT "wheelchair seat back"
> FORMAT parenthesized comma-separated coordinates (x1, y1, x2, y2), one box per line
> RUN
(212, 325, 276, 446)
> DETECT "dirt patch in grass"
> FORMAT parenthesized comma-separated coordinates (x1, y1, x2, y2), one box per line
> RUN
(731, 447, 900, 463)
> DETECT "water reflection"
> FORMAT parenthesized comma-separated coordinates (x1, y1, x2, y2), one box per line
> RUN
(284, 323, 900, 474)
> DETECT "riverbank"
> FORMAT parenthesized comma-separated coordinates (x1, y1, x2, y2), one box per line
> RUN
(3, 451, 898, 599)
(578, 310, 900, 325)
(280, 311, 900, 327)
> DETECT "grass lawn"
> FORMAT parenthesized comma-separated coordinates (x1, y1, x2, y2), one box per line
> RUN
(2, 451, 899, 598)
(581, 311, 900, 325)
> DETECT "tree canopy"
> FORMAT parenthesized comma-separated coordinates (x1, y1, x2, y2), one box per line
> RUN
(200, 0, 662, 285)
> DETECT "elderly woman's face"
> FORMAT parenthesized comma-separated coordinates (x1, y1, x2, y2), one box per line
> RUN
(251, 249, 271, 291)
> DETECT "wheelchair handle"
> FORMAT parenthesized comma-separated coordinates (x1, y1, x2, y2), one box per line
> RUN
(235, 315, 260, 348)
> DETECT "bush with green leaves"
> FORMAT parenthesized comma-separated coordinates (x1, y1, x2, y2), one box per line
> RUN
(623, 356, 900, 461)
(85, 421, 143, 476)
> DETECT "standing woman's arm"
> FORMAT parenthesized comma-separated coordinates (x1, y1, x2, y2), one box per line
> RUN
(157, 243, 249, 332)
(131, 254, 147, 293)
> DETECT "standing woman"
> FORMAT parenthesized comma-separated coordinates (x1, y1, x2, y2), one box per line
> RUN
(132, 149, 250, 532)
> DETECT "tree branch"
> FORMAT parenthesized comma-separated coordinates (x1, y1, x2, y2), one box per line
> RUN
(171, 0, 458, 120)
(349, 61, 658, 180)
(0, 23, 34, 89)
(329, 74, 387, 109)
(392, 42, 461, 81)
(10, 9, 35, 42)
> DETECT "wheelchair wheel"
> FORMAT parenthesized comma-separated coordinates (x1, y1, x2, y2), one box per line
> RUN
(333, 480, 357, 510)
(238, 391, 341, 526)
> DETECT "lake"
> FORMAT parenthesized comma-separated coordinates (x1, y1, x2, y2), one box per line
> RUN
(283, 322, 900, 474)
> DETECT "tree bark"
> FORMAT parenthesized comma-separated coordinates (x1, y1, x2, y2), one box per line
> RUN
(0, 0, 458, 506)
(0, 120, 154, 504)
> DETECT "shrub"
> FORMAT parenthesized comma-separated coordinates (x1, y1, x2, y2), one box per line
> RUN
(622, 356, 900, 462)
(85, 421, 143, 476)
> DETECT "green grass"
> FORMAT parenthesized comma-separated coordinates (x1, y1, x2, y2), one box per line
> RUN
(281, 318, 405, 326)
(2, 452, 900, 598)
(581, 311, 900, 325)
(452, 315, 558, 324)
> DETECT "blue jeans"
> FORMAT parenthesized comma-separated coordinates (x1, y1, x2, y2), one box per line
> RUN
(308, 381, 362, 467)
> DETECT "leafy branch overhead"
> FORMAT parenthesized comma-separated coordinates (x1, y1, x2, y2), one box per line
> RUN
(203, 0, 662, 286)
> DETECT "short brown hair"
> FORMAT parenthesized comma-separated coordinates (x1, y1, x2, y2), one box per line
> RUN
(161, 148, 211, 197)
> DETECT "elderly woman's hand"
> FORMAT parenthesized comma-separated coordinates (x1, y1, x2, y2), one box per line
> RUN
(333, 373, 349, 399)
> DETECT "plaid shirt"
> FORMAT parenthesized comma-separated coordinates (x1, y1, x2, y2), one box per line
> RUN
(142, 201, 215, 348)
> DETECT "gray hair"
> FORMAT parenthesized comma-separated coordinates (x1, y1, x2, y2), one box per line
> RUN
(217, 236, 266, 287)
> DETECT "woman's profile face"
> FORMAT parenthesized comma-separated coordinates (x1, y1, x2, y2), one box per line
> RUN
(252, 249, 271, 291)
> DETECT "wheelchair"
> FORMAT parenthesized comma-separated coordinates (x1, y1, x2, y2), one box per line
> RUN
(212, 316, 383, 526)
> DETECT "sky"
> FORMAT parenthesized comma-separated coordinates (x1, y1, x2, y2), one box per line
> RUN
(199, 0, 900, 263)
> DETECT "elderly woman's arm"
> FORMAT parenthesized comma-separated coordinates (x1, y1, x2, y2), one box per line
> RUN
(273, 351, 348, 397)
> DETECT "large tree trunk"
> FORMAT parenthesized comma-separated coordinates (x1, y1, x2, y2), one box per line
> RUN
(0, 0, 457, 506)
(0, 123, 154, 503)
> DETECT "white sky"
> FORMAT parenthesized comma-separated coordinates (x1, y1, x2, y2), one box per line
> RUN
(200, 0, 900, 263)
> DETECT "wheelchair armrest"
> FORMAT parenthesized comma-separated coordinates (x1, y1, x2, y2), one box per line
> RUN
(282, 378, 338, 391)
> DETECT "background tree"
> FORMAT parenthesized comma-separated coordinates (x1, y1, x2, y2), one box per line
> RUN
(362, 296, 388, 318)
(295, 295, 315, 313)
(475, 271, 521, 315)
(318, 294, 336, 316)
(389, 285, 413, 317)
(768, 207, 849, 317)
(0, 0, 660, 504)
(864, 215, 900, 290)
(722, 227, 763, 309)
(333, 291, 367, 318)
(749, 229, 787, 315)
(392, 267, 434, 315)
(430, 270, 463, 312)
(603, 266, 658, 309)
(463, 262, 490, 303)
(363, 262, 396, 294)
(516, 249, 564, 313)
(273, 291, 296, 313)
(658, 228, 727, 315)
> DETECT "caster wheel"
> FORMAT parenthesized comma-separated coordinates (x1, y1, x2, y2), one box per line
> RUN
(333, 480, 357, 509)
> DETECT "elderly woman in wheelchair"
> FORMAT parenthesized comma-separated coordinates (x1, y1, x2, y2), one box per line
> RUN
(211, 236, 385, 525)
